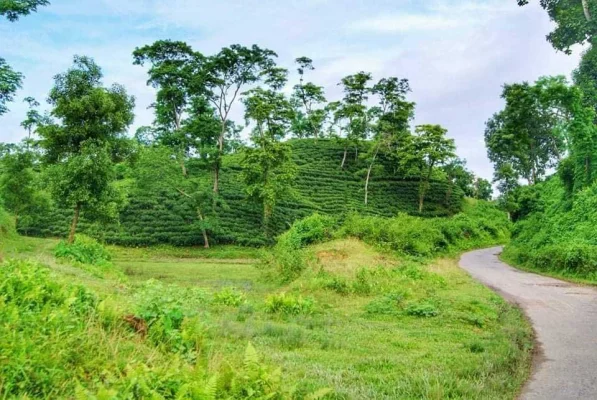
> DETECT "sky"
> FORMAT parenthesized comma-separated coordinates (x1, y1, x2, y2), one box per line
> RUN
(0, 0, 585, 180)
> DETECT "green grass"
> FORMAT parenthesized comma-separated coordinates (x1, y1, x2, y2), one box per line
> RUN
(0, 232, 532, 399)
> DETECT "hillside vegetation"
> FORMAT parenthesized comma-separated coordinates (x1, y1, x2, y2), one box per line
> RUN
(0, 202, 531, 399)
(503, 177, 597, 282)
(18, 139, 464, 246)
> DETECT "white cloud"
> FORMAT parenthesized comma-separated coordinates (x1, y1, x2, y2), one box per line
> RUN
(349, 14, 463, 33)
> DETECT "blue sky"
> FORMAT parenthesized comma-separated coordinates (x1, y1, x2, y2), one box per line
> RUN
(0, 0, 584, 179)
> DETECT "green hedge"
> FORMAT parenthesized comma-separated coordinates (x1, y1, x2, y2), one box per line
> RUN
(19, 139, 464, 246)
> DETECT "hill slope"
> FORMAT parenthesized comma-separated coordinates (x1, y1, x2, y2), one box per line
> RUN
(20, 139, 464, 246)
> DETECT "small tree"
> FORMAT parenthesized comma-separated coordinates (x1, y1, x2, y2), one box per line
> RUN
(38, 56, 135, 243)
(241, 87, 297, 237)
(399, 125, 456, 213)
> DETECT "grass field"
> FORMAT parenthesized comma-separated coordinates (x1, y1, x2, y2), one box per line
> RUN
(1, 233, 532, 399)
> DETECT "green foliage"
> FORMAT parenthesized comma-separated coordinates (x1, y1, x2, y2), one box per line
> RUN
(517, 0, 596, 53)
(485, 76, 573, 186)
(133, 280, 209, 357)
(21, 139, 465, 246)
(405, 302, 440, 318)
(264, 293, 315, 315)
(0, 57, 23, 115)
(261, 213, 336, 282)
(213, 287, 246, 307)
(0, 0, 49, 21)
(54, 234, 112, 266)
(341, 200, 510, 258)
(504, 176, 597, 279)
(0, 206, 16, 239)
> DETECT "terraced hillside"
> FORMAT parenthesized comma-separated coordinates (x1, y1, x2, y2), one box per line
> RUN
(19, 139, 464, 246)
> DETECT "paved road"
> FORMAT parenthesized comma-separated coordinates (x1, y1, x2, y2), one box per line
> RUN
(459, 247, 597, 400)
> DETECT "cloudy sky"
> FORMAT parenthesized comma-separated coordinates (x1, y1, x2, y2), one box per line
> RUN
(0, 0, 584, 179)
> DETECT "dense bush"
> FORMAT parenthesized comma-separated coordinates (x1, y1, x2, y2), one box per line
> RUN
(0, 206, 15, 239)
(341, 200, 510, 258)
(261, 213, 337, 282)
(19, 139, 465, 247)
(54, 234, 112, 266)
(504, 177, 597, 277)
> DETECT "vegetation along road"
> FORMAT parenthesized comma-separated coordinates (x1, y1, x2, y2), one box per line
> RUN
(460, 247, 597, 400)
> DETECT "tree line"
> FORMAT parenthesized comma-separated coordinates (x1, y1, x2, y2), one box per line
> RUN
(0, 1, 492, 247)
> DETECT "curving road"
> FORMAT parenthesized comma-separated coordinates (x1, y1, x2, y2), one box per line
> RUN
(459, 247, 597, 400)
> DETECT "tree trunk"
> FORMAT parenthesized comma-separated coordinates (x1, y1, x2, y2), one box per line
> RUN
(583, 0, 592, 21)
(418, 189, 425, 213)
(68, 203, 81, 244)
(213, 121, 226, 194)
(341, 146, 348, 169)
(197, 209, 210, 249)
(263, 203, 272, 238)
(365, 145, 380, 205)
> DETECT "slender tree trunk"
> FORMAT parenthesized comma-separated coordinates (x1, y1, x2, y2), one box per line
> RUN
(68, 203, 81, 244)
(213, 120, 227, 194)
(341, 146, 348, 169)
(365, 145, 380, 205)
(197, 209, 210, 249)
(418, 165, 433, 213)
(583, 0, 592, 21)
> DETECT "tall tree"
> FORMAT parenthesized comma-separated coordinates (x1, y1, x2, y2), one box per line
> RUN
(290, 57, 327, 139)
(331, 71, 373, 168)
(202, 44, 281, 194)
(38, 56, 135, 243)
(517, 0, 596, 53)
(485, 76, 573, 186)
(133, 40, 204, 176)
(362, 77, 414, 205)
(398, 124, 456, 213)
(241, 86, 297, 237)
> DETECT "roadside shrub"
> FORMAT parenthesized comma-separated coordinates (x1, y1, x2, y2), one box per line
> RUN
(55, 234, 112, 266)
(264, 293, 315, 315)
(341, 200, 509, 258)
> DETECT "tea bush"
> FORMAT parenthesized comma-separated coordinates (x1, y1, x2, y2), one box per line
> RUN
(19, 139, 464, 246)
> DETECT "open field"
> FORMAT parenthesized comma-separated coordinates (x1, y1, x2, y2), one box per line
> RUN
(1, 233, 532, 399)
